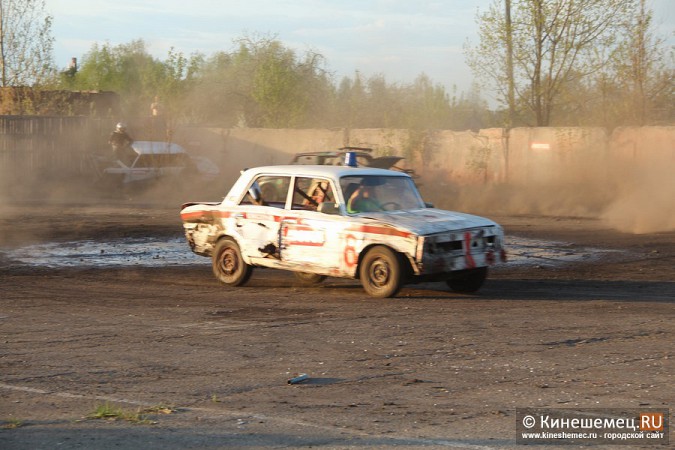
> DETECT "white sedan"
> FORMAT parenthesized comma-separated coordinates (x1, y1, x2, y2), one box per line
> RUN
(180, 165, 506, 297)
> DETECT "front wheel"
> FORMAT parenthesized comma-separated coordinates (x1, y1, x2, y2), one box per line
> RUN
(359, 246, 402, 298)
(293, 272, 327, 285)
(212, 238, 253, 286)
(446, 267, 487, 293)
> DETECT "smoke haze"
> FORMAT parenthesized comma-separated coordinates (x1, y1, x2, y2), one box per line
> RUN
(1, 127, 673, 236)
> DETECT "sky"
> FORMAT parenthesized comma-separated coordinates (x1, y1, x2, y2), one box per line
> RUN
(48, 0, 674, 98)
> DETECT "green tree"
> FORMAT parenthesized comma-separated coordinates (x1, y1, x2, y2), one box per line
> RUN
(404, 74, 453, 129)
(448, 82, 493, 131)
(188, 35, 331, 128)
(0, 0, 54, 86)
(553, 0, 673, 127)
(57, 33, 495, 131)
(466, 0, 638, 126)
(236, 35, 330, 127)
(70, 40, 164, 111)
(62, 40, 203, 123)
(610, 0, 674, 125)
(333, 72, 461, 130)
(154, 48, 204, 125)
(185, 50, 239, 126)
(335, 72, 368, 128)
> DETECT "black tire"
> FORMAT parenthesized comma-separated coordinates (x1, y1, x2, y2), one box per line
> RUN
(79, 154, 104, 184)
(293, 272, 327, 285)
(212, 238, 253, 286)
(446, 267, 487, 293)
(359, 246, 402, 298)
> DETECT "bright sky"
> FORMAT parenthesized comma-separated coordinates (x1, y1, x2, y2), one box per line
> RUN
(49, 0, 674, 97)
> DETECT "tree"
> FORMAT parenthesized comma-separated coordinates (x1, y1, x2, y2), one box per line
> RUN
(72, 41, 159, 96)
(552, 0, 673, 127)
(466, 0, 638, 126)
(232, 35, 330, 127)
(400, 74, 452, 129)
(0, 0, 54, 86)
(610, 0, 674, 125)
(189, 35, 331, 128)
(68, 40, 175, 116)
(154, 48, 204, 125)
(335, 72, 368, 128)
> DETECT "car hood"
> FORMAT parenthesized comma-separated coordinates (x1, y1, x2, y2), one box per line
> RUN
(191, 156, 220, 177)
(358, 208, 500, 236)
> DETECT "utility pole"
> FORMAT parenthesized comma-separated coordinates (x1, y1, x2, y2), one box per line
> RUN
(503, 0, 515, 184)
(0, 2, 6, 86)
(505, 0, 515, 127)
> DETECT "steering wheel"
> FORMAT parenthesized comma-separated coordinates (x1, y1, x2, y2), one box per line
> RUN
(380, 202, 401, 211)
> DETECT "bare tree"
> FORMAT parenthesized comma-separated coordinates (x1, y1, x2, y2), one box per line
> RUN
(466, 0, 638, 126)
(612, 0, 673, 125)
(0, 0, 54, 86)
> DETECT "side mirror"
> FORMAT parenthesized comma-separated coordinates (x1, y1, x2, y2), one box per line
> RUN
(318, 202, 340, 215)
(424, 202, 434, 208)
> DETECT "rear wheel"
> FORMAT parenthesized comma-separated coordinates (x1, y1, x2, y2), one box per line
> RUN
(79, 154, 105, 185)
(293, 272, 327, 285)
(446, 267, 487, 293)
(359, 246, 402, 298)
(212, 238, 252, 286)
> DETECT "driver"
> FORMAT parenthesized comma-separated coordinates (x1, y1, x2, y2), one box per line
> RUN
(347, 180, 382, 213)
(108, 122, 134, 161)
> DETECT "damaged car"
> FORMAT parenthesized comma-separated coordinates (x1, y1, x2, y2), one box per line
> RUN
(83, 140, 219, 187)
(180, 163, 506, 298)
(290, 146, 417, 176)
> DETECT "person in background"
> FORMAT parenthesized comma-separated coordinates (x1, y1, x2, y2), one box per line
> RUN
(150, 96, 162, 117)
(108, 122, 134, 161)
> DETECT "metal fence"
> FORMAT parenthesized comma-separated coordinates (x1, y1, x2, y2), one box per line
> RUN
(0, 116, 114, 198)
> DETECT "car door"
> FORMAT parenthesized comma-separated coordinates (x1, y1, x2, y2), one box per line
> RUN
(279, 177, 345, 273)
(233, 175, 290, 264)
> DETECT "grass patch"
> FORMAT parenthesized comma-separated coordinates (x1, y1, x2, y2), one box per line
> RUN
(88, 402, 150, 424)
(3, 418, 23, 429)
(88, 402, 177, 424)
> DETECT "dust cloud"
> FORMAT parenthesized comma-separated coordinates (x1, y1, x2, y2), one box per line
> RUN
(422, 142, 674, 235)
(599, 162, 675, 234)
(2, 130, 673, 236)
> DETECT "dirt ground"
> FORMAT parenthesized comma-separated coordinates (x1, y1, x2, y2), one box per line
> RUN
(0, 201, 673, 449)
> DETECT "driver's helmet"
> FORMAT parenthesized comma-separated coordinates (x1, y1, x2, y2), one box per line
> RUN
(116, 122, 127, 132)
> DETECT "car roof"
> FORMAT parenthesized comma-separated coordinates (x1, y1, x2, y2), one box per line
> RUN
(131, 141, 187, 155)
(293, 151, 371, 157)
(245, 165, 410, 179)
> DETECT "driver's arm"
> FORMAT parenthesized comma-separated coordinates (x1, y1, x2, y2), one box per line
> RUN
(347, 188, 362, 213)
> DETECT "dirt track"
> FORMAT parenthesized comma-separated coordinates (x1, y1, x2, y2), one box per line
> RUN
(0, 203, 673, 449)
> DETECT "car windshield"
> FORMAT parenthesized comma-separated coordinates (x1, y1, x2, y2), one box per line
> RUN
(340, 175, 425, 213)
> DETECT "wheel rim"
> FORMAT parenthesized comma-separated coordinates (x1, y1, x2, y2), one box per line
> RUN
(369, 258, 390, 288)
(219, 247, 239, 276)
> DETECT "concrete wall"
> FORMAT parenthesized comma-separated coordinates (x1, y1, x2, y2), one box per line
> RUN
(3, 117, 670, 233)
(175, 125, 674, 233)
(176, 125, 673, 187)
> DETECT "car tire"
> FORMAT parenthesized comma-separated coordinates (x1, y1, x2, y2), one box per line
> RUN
(293, 272, 327, 285)
(446, 267, 487, 293)
(212, 238, 253, 286)
(359, 246, 402, 298)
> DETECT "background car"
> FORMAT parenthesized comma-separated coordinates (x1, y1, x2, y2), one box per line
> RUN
(290, 146, 418, 177)
(83, 140, 219, 188)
